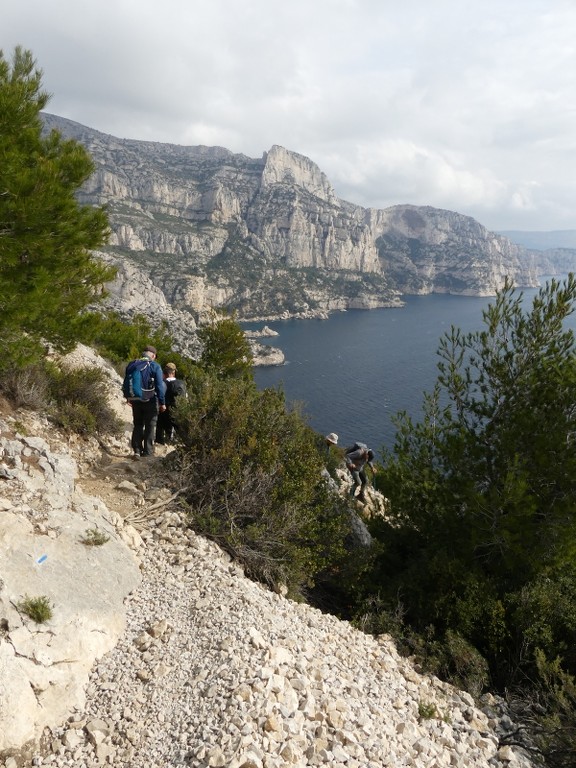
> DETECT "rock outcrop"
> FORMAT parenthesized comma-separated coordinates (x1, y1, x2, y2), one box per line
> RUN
(371, 205, 539, 296)
(93, 252, 283, 366)
(93, 251, 202, 360)
(42, 114, 542, 328)
(0, 419, 141, 754)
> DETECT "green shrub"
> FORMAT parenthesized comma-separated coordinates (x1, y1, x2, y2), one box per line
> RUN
(509, 568, 576, 673)
(532, 651, 576, 767)
(0, 359, 123, 437)
(197, 310, 253, 379)
(428, 629, 490, 698)
(418, 701, 437, 720)
(17, 595, 53, 623)
(11, 420, 30, 436)
(80, 527, 110, 546)
(47, 364, 123, 437)
(0, 362, 51, 410)
(354, 593, 407, 639)
(501, 651, 576, 768)
(55, 401, 98, 435)
(176, 370, 350, 597)
(354, 597, 490, 698)
(81, 310, 180, 370)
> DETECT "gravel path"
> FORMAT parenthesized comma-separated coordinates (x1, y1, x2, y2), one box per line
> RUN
(32, 492, 533, 768)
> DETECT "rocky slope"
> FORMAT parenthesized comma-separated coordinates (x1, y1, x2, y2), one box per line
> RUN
(92, 251, 284, 367)
(0, 346, 536, 768)
(42, 114, 542, 325)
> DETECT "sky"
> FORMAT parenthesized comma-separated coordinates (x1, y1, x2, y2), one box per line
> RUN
(4, 0, 576, 233)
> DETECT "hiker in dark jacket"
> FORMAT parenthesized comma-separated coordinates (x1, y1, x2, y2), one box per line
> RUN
(125, 346, 166, 459)
(155, 362, 187, 445)
(345, 442, 376, 503)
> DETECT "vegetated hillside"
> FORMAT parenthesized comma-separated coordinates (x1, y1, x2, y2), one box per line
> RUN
(42, 113, 541, 322)
(0, 346, 535, 768)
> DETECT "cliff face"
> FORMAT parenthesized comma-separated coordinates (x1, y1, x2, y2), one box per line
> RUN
(92, 251, 283, 366)
(43, 113, 540, 321)
(371, 205, 539, 296)
(526, 247, 576, 277)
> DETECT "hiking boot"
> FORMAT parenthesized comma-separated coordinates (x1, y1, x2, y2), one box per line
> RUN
(132, 452, 141, 461)
(357, 494, 366, 504)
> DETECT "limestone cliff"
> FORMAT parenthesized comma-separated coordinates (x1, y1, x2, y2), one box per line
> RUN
(371, 205, 539, 295)
(93, 251, 283, 366)
(43, 113, 540, 323)
(526, 246, 576, 277)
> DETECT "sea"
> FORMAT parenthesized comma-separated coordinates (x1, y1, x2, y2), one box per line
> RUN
(247, 283, 576, 457)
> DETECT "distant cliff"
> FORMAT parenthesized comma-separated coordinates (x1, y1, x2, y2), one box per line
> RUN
(525, 247, 576, 277)
(43, 113, 541, 322)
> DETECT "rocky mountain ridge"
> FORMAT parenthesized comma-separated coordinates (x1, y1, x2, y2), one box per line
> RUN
(42, 114, 547, 328)
(0, 345, 535, 767)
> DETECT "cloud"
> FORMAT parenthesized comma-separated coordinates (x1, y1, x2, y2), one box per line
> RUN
(4, 0, 576, 231)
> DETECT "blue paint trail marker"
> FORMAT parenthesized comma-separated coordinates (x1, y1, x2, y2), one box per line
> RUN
(36, 554, 48, 564)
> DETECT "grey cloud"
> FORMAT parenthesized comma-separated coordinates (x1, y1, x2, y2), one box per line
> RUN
(3, 0, 576, 231)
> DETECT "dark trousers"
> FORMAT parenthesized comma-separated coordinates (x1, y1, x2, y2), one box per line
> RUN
(155, 408, 176, 444)
(349, 467, 368, 497)
(131, 399, 159, 456)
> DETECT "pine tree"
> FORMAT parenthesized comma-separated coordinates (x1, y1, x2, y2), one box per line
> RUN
(0, 47, 114, 361)
(370, 277, 576, 685)
(393, 277, 576, 583)
(197, 310, 254, 379)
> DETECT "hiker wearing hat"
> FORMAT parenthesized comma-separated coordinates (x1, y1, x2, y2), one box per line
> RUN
(155, 362, 187, 445)
(344, 442, 376, 504)
(324, 432, 338, 455)
(123, 346, 166, 459)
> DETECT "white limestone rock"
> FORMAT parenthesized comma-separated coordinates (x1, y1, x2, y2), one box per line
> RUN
(0, 420, 141, 752)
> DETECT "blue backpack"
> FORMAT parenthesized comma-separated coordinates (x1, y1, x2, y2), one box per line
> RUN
(122, 358, 156, 401)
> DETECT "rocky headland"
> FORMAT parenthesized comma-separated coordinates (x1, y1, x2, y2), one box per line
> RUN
(42, 114, 556, 328)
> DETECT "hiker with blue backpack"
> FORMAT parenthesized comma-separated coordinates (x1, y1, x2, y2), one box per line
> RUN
(122, 345, 166, 459)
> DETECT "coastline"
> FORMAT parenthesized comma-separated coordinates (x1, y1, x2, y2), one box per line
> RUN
(245, 301, 407, 367)
(241, 298, 406, 326)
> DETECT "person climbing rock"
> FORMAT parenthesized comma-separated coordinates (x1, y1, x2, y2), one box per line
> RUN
(324, 432, 338, 454)
(344, 441, 376, 503)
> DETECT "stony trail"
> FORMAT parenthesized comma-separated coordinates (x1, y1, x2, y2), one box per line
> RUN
(0, 395, 533, 768)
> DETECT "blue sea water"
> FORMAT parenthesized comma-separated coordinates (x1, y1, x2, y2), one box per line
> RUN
(249, 285, 575, 456)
